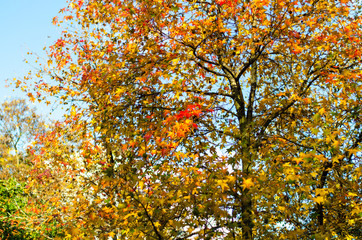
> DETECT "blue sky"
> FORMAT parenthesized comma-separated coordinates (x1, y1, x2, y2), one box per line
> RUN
(0, 0, 67, 118)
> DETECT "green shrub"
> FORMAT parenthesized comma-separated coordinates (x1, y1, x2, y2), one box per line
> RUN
(0, 178, 65, 239)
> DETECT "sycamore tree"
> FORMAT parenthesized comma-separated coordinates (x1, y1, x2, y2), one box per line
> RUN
(18, 0, 362, 239)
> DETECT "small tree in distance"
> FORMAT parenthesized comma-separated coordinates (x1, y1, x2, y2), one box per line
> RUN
(18, 0, 362, 239)
(0, 98, 44, 179)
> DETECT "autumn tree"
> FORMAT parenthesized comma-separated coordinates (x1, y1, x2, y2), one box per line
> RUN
(20, 0, 362, 239)
(0, 98, 44, 179)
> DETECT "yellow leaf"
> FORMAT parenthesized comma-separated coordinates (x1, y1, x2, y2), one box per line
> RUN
(318, 108, 325, 115)
(241, 178, 254, 190)
(310, 172, 318, 178)
(226, 175, 236, 183)
(346, 235, 354, 240)
(172, 58, 180, 65)
(332, 140, 340, 148)
(217, 179, 229, 192)
(313, 196, 324, 204)
(347, 192, 357, 197)
(70, 106, 77, 117)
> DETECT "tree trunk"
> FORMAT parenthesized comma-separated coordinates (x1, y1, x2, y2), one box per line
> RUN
(240, 56, 257, 240)
(241, 188, 253, 239)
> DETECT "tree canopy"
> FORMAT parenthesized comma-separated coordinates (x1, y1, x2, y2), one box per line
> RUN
(0, 99, 44, 178)
(18, 0, 362, 239)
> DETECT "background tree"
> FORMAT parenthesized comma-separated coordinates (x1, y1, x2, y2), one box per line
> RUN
(20, 0, 362, 239)
(0, 98, 44, 177)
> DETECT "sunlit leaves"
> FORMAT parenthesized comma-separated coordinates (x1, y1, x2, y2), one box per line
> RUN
(17, 0, 362, 239)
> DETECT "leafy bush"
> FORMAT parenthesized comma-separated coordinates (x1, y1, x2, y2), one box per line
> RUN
(0, 178, 27, 214)
(0, 178, 30, 239)
(0, 178, 65, 239)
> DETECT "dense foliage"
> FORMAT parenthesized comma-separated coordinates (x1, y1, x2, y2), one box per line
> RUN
(16, 0, 362, 239)
(0, 178, 64, 240)
(0, 178, 29, 240)
(0, 100, 65, 239)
